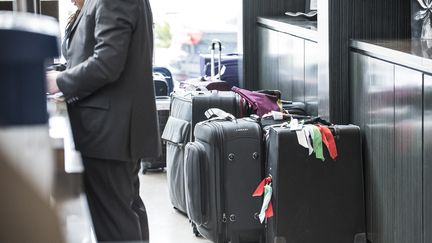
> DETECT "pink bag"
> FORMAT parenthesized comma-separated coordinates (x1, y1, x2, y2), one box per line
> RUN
(231, 86, 281, 117)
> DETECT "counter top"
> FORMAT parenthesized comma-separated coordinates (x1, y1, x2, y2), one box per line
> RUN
(47, 99, 96, 243)
(257, 16, 318, 42)
(350, 39, 432, 74)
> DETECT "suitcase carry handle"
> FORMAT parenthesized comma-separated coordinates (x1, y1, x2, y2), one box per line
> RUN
(204, 108, 236, 122)
(202, 62, 226, 81)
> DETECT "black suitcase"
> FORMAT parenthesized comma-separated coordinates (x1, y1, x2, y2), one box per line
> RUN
(141, 97, 170, 173)
(154, 72, 169, 97)
(281, 100, 307, 116)
(162, 91, 244, 213)
(184, 111, 264, 243)
(265, 124, 366, 243)
(153, 66, 174, 94)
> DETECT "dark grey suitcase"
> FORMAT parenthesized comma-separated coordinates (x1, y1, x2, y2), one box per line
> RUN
(184, 113, 265, 243)
(141, 97, 170, 173)
(162, 91, 244, 214)
(265, 124, 366, 243)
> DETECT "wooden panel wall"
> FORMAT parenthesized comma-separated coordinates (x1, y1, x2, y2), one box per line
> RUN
(304, 40, 318, 116)
(278, 31, 304, 101)
(257, 26, 318, 116)
(350, 52, 430, 243)
(424, 74, 432, 243)
(242, 0, 304, 90)
(394, 66, 423, 243)
(318, 0, 410, 123)
(257, 26, 279, 91)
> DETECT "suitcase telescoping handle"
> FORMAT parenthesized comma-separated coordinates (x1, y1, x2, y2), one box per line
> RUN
(210, 39, 222, 80)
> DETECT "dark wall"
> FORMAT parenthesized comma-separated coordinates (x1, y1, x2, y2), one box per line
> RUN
(318, 0, 410, 123)
(0, 1, 13, 11)
(242, 0, 304, 90)
(39, 0, 58, 20)
(350, 51, 429, 243)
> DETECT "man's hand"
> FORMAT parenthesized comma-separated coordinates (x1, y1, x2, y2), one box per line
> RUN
(46, 70, 60, 94)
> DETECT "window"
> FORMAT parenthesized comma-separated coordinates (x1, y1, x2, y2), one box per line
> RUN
(150, 0, 242, 81)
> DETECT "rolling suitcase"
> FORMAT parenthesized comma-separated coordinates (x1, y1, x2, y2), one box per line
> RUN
(264, 124, 366, 243)
(184, 109, 265, 243)
(200, 53, 242, 88)
(179, 40, 232, 91)
(161, 91, 244, 214)
(141, 97, 170, 173)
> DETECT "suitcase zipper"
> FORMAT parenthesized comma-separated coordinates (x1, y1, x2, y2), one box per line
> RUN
(211, 122, 229, 241)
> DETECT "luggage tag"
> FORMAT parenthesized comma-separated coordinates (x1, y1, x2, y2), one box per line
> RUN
(271, 111, 284, 120)
(289, 119, 302, 131)
(288, 119, 310, 150)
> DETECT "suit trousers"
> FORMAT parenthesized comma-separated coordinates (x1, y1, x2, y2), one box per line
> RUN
(82, 156, 149, 242)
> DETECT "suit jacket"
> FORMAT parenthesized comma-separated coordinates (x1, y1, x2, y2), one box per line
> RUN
(57, 0, 161, 162)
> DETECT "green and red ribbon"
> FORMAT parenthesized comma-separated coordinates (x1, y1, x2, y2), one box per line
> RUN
(253, 177, 274, 223)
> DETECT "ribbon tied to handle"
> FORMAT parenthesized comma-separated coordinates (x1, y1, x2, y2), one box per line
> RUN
(253, 177, 274, 223)
(317, 125, 338, 161)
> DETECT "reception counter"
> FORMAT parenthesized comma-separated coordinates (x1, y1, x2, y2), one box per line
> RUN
(349, 39, 432, 243)
(351, 39, 432, 74)
(48, 99, 96, 243)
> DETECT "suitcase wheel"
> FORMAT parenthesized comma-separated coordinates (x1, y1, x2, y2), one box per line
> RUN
(191, 222, 200, 237)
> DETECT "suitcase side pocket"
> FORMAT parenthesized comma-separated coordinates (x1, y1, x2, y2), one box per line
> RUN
(184, 141, 209, 226)
(161, 116, 190, 146)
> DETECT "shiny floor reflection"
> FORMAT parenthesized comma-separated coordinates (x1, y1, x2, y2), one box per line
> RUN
(139, 170, 212, 243)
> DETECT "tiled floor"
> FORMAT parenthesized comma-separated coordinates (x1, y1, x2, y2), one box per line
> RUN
(139, 170, 212, 243)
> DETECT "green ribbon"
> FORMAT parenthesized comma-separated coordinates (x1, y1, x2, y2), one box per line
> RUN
(311, 125, 324, 161)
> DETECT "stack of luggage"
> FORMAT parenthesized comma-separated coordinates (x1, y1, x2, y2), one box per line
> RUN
(159, 40, 365, 243)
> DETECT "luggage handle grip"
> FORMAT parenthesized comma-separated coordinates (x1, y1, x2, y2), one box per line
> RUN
(204, 108, 236, 123)
(210, 39, 222, 80)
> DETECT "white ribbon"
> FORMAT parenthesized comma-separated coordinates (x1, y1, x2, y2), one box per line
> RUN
(303, 127, 314, 155)
(304, 125, 315, 155)
(258, 184, 272, 223)
(296, 129, 309, 149)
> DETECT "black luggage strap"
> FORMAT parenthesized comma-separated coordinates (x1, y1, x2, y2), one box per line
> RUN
(303, 116, 332, 126)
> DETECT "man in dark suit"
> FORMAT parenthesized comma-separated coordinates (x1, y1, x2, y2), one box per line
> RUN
(46, 0, 160, 241)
